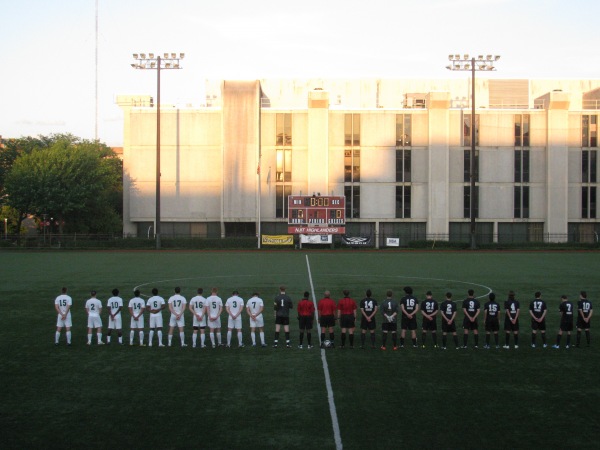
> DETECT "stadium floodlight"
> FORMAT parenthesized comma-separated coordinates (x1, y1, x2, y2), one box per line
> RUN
(131, 51, 185, 249)
(446, 52, 501, 249)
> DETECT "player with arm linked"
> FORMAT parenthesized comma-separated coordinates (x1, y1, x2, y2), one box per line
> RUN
(85, 290, 104, 345)
(440, 292, 459, 349)
(462, 289, 481, 349)
(553, 295, 574, 349)
(317, 291, 337, 348)
(337, 289, 357, 349)
(273, 286, 293, 348)
(380, 290, 399, 351)
(206, 287, 223, 348)
(225, 290, 245, 348)
(54, 287, 73, 345)
(360, 289, 378, 349)
(529, 291, 547, 348)
(246, 292, 266, 347)
(576, 291, 593, 347)
(189, 288, 207, 348)
(483, 292, 500, 349)
(128, 289, 146, 346)
(147, 288, 166, 347)
(503, 290, 520, 349)
(106, 288, 124, 345)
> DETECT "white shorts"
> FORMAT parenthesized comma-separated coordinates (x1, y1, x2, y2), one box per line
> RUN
(149, 313, 163, 329)
(108, 315, 122, 329)
(249, 314, 264, 329)
(193, 315, 207, 328)
(169, 315, 185, 328)
(87, 316, 102, 329)
(130, 316, 145, 329)
(57, 313, 72, 328)
(228, 316, 243, 329)
(208, 316, 221, 329)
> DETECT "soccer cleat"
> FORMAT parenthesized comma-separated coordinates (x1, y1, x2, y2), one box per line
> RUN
(252, 344, 257, 347)
(495, 345, 500, 349)
(139, 343, 146, 347)
(393, 346, 398, 351)
(181, 344, 188, 347)
(442, 346, 447, 350)
(483, 344, 490, 349)
(298, 345, 303, 349)
(98, 341, 105, 345)
(421, 345, 426, 349)
(413, 345, 418, 348)
(286, 344, 292, 348)
(565, 345, 570, 349)
(307, 345, 313, 349)
(261, 344, 267, 348)
(225, 345, 231, 348)
(531, 344, 536, 348)
(87, 341, 91, 345)
(552, 344, 560, 349)
(55, 343, 59, 346)
(514, 345, 518, 349)
(239, 344, 245, 348)
(200, 345, 206, 348)
(503, 345, 510, 349)
(461, 345, 467, 349)
(380, 346, 386, 350)
(543, 344, 547, 348)
(158, 343, 165, 347)
(273, 344, 279, 348)
(474, 346, 478, 349)
(148, 343, 153, 347)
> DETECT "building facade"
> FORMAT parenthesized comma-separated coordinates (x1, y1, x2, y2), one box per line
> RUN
(118, 78, 600, 245)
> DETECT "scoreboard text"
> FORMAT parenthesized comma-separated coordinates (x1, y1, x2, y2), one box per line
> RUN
(287, 195, 346, 234)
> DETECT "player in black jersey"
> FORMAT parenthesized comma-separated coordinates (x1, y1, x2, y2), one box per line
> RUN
(380, 290, 399, 350)
(440, 292, 459, 349)
(529, 291, 548, 348)
(483, 292, 500, 349)
(420, 291, 438, 348)
(359, 289, 378, 349)
(503, 291, 520, 349)
(553, 295, 574, 349)
(462, 289, 481, 348)
(576, 291, 593, 347)
(400, 286, 419, 348)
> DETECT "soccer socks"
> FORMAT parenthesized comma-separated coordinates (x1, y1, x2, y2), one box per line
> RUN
(400, 337, 405, 346)
(157, 330, 163, 345)
(453, 335, 459, 348)
(432, 332, 437, 346)
(361, 334, 366, 346)
(200, 333, 205, 347)
(586, 330, 591, 345)
(463, 334, 468, 347)
(259, 332, 265, 345)
(392, 333, 397, 347)
(55, 331, 60, 344)
(168, 335, 173, 346)
(251, 332, 257, 345)
(541, 333, 546, 345)
(66, 331, 71, 344)
(180, 332, 186, 346)
(412, 338, 417, 347)
(341, 334, 346, 346)
(274, 332, 280, 346)
(237, 331, 243, 346)
(514, 334, 519, 346)
(328, 333, 334, 345)
(193, 333, 197, 347)
(320, 333, 325, 343)
(97, 333, 103, 343)
(566, 334, 571, 347)
(442, 335, 447, 347)
(381, 332, 388, 347)
(422, 332, 427, 346)
(209, 332, 215, 347)
(505, 332, 510, 346)
(307, 332, 312, 346)
(349, 334, 354, 347)
(88, 333, 92, 344)
(149, 330, 155, 345)
(474, 334, 479, 346)
(227, 331, 232, 346)
(216, 333, 222, 345)
(139, 331, 144, 345)
(299, 332, 304, 345)
(130, 330, 135, 345)
(556, 334, 562, 345)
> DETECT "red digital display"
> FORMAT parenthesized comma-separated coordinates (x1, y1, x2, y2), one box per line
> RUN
(287, 196, 345, 234)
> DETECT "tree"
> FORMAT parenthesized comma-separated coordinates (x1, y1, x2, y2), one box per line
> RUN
(4, 136, 123, 237)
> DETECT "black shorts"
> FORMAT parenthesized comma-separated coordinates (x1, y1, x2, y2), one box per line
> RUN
(463, 317, 479, 331)
(531, 319, 546, 331)
(382, 322, 397, 332)
(298, 316, 314, 330)
(401, 316, 417, 330)
(319, 315, 335, 328)
(422, 318, 437, 331)
(560, 319, 574, 332)
(339, 314, 355, 329)
(504, 318, 519, 332)
(485, 319, 499, 332)
(576, 317, 591, 329)
(442, 321, 456, 333)
(361, 317, 377, 330)
(275, 316, 290, 326)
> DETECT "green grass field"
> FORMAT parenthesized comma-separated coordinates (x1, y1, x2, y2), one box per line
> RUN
(1, 250, 599, 450)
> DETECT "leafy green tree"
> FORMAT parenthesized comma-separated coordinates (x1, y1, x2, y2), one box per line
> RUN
(4, 136, 122, 237)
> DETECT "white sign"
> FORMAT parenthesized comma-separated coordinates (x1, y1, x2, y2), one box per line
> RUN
(300, 234, 333, 244)
(386, 237, 400, 247)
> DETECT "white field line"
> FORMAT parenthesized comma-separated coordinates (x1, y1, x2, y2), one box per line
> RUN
(305, 255, 343, 450)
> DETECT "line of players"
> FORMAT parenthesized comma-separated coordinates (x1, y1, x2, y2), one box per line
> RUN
(53, 285, 593, 350)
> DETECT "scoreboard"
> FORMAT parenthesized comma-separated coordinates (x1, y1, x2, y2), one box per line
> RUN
(287, 195, 346, 234)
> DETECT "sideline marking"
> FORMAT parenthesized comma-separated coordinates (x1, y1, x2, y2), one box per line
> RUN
(306, 255, 343, 450)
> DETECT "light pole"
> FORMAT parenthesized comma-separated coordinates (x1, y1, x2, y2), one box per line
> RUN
(446, 54, 500, 249)
(4, 218, 7, 239)
(131, 52, 184, 249)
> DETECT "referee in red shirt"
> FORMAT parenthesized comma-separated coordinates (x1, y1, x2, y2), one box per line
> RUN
(318, 291, 337, 348)
(297, 291, 315, 349)
(337, 290, 357, 348)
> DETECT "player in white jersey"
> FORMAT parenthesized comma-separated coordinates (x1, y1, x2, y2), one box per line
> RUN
(225, 290, 245, 347)
(54, 287, 73, 345)
(246, 292, 266, 347)
(189, 288, 207, 348)
(206, 287, 223, 348)
(85, 291, 104, 345)
(128, 289, 146, 346)
(168, 287, 188, 347)
(146, 288, 166, 347)
(106, 288, 124, 345)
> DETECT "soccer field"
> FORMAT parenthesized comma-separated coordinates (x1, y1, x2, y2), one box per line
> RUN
(1, 250, 599, 450)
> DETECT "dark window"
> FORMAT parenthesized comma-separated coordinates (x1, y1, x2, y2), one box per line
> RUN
(464, 185, 479, 219)
(345, 186, 360, 218)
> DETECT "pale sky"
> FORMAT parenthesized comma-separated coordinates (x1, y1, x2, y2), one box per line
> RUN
(1, 0, 599, 147)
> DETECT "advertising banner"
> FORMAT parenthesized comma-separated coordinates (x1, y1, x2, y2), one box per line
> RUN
(300, 234, 332, 244)
(261, 235, 294, 246)
(386, 237, 400, 247)
(341, 236, 373, 246)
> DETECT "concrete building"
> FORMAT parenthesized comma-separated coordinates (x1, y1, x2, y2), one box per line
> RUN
(118, 78, 600, 245)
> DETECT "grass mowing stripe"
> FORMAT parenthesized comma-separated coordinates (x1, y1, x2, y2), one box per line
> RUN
(305, 254, 343, 450)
